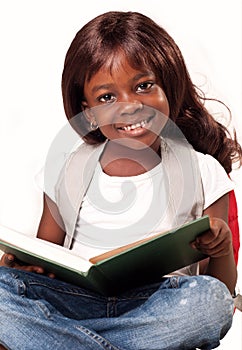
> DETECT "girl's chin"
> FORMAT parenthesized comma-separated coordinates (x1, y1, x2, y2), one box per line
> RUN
(108, 136, 160, 152)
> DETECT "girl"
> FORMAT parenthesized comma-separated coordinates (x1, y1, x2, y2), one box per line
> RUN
(0, 11, 241, 350)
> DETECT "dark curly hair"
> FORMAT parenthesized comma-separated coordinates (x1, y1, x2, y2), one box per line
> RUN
(61, 11, 242, 173)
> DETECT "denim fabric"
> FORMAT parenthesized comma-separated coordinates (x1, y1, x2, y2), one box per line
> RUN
(0, 266, 233, 350)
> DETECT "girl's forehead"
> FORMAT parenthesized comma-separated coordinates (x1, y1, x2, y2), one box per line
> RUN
(92, 50, 154, 78)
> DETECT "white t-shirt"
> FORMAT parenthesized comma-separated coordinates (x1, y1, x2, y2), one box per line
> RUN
(44, 151, 233, 260)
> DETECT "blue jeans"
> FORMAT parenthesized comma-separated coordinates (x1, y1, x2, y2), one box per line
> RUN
(0, 267, 233, 350)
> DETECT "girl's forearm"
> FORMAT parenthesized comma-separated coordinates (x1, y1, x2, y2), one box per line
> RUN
(205, 251, 237, 294)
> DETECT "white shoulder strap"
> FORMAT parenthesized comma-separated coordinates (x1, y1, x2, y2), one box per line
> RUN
(55, 142, 106, 248)
(161, 137, 204, 227)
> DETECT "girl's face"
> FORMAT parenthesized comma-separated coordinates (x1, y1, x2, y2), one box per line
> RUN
(82, 52, 170, 152)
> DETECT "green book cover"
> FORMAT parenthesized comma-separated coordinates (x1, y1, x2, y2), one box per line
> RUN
(0, 216, 209, 296)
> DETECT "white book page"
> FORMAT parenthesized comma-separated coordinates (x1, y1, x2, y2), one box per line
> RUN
(0, 225, 92, 273)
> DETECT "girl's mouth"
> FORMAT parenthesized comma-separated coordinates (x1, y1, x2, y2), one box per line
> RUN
(117, 115, 154, 132)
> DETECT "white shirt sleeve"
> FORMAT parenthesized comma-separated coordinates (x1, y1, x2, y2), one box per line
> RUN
(34, 157, 64, 203)
(43, 138, 85, 203)
(196, 152, 234, 209)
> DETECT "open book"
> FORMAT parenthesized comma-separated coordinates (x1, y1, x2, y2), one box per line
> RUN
(0, 216, 209, 296)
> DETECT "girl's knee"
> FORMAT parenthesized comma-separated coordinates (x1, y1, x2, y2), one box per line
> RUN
(173, 275, 233, 348)
(188, 276, 233, 337)
(198, 275, 233, 306)
(188, 275, 233, 312)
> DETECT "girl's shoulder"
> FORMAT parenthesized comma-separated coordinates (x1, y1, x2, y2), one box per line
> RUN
(195, 151, 233, 176)
(195, 151, 231, 183)
(44, 140, 106, 203)
(195, 151, 234, 209)
(195, 151, 222, 167)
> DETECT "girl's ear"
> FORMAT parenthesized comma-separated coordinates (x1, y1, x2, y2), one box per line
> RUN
(81, 100, 92, 121)
(81, 100, 98, 130)
(81, 100, 89, 109)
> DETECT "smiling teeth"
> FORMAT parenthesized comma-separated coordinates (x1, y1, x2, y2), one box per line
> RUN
(122, 119, 147, 131)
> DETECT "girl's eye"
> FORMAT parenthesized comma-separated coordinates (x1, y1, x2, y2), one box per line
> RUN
(137, 82, 154, 92)
(98, 94, 116, 103)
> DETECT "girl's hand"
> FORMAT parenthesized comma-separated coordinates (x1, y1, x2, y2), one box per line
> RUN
(191, 217, 233, 258)
(0, 253, 55, 278)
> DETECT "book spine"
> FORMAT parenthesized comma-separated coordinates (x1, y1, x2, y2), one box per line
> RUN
(86, 266, 115, 296)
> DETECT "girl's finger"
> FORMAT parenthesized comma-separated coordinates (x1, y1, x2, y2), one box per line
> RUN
(3, 254, 16, 267)
(19, 265, 45, 274)
(197, 237, 232, 258)
(196, 234, 224, 250)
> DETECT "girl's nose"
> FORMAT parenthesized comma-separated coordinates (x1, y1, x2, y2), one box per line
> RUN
(119, 101, 144, 116)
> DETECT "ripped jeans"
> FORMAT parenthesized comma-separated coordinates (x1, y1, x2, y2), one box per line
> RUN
(0, 267, 233, 350)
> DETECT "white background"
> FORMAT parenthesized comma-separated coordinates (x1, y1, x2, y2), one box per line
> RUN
(0, 0, 241, 348)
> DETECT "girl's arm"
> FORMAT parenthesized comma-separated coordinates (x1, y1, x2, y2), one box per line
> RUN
(37, 194, 66, 245)
(195, 193, 237, 294)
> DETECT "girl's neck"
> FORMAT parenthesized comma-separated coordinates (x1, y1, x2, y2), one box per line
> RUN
(100, 140, 161, 177)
